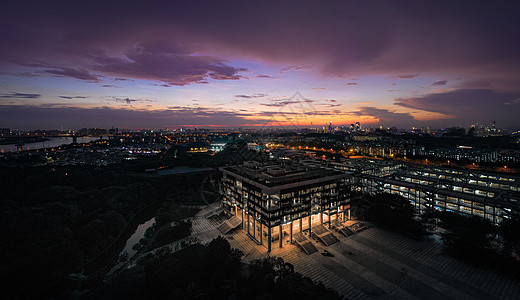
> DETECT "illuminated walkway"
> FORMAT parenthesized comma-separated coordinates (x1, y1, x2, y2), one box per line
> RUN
(225, 225, 520, 299)
(190, 202, 222, 244)
(190, 205, 520, 299)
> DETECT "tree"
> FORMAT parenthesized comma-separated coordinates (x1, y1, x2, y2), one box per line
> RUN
(500, 214, 520, 245)
(82, 237, 342, 300)
(352, 193, 424, 235)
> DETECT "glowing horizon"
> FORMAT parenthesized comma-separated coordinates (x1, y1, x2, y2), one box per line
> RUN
(1, 1, 519, 130)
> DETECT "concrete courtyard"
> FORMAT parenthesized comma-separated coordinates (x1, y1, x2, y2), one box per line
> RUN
(190, 204, 520, 299)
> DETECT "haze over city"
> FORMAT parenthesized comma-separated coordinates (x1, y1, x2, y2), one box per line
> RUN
(1, 0, 519, 130)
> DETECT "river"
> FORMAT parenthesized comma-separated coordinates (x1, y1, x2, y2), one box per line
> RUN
(125, 217, 155, 256)
(0, 137, 100, 153)
(82, 201, 161, 275)
(108, 217, 156, 275)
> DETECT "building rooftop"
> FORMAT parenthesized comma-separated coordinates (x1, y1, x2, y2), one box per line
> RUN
(221, 160, 346, 188)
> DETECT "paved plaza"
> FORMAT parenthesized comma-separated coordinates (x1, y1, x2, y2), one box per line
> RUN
(190, 204, 520, 299)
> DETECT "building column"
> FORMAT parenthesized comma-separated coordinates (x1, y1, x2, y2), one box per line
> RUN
(279, 224, 283, 248)
(241, 208, 244, 229)
(320, 210, 323, 225)
(300, 218, 303, 232)
(260, 222, 263, 245)
(247, 213, 250, 235)
(253, 217, 256, 239)
(267, 227, 271, 252)
(309, 214, 312, 235)
(290, 221, 293, 244)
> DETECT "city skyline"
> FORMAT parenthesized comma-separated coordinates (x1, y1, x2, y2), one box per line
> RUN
(1, 1, 520, 129)
(0, 120, 513, 132)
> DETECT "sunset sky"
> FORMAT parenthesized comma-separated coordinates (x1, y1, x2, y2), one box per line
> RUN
(1, 0, 519, 130)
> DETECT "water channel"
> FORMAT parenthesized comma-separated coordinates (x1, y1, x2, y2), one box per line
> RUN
(82, 201, 160, 274)
(108, 217, 156, 275)
(0, 137, 99, 153)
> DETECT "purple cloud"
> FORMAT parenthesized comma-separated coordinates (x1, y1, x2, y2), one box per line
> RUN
(109, 97, 156, 105)
(398, 75, 418, 79)
(0, 104, 267, 129)
(432, 80, 447, 86)
(280, 65, 304, 73)
(256, 74, 277, 79)
(86, 42, 247, 86)
(234, 93, 267, 99)
(59, 96, 86, 99)
(260, 98, 314, 107)
(394, 89, 520, 127)
(0, 92, 41, 99)
(353, 107, 417, 126)
(1, 1, 519, 84)
(45, 68, 99, 81)
(313, 99, 341, 108)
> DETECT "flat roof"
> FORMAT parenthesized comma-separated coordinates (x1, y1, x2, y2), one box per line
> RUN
(220, 161, 348, 193)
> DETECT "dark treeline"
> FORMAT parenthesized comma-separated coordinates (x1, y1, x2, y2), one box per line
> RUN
(352, 192, 520, 277)
(82, 237, 342, 300)
(432, 211, 520, 277)
(0, 163, 212, 299)
(351, 192, 425, 236)
(0, 141, 270, 299)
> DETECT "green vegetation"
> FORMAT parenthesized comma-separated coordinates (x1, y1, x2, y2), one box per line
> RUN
(353, 193, 520, 276)
(0, 163, 213, 299)
(432, 211, 520, 277)
(352, 192, 425, 236)
(151, 219, 192, 249)
(0, 138, 270, 299)
(83, 237, 342, 300)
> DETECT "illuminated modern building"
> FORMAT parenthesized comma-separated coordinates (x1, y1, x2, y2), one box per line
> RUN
(219, 161, 351, 251)
(340, 159, 520, 224)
